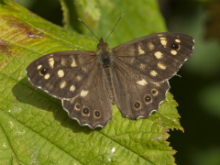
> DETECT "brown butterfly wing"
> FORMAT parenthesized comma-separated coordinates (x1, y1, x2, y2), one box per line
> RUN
(112, 32, 194, 82)
(62, 64, 112, 129)
(110, 60, 169, 119)
(27, 50, 112, 129)
(26, 51, 97, 99)
(111, 32, 194, 119)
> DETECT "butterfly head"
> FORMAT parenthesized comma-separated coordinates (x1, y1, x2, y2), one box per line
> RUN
(97, 38, 109, 50)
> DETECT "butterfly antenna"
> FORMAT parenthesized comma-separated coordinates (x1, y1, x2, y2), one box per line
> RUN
(105, 14, 124, 42)
(78, 18, 99, 41)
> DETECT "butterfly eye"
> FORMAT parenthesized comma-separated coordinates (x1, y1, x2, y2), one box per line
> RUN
(151, 89, 158, 96)
(82, 107, 90, 117)
(144, 95, 152, 103)
(40, 68, 48, 75)
(94, 111, 101, 118)
(74, 103, 81, 111)
(83, 107, 90, 114)
(151, 89, 156, 94)
(134, 102, 141, 110)
(171, 43, 179, 50)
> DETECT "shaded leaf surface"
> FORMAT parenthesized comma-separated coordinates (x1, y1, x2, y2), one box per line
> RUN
(0, 1, 182, 164)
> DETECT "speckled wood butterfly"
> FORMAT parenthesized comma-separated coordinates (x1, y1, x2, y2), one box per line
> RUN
(26, 17, 194, 129)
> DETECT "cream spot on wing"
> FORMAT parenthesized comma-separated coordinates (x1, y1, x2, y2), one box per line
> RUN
(184, 58, 188, 62)
(70, 99, 74, 104)
(57, 69, 65, 78)
(157, 34, 163, 37)
(137, 79, 148, 86)
(160, 37, 167, 48)
(138, 45, 145, 55)
(37, 65, 42, 70)
(70, 85, 75, 92)
(48, 58, 54, 69)
(39, 72, 43, 76)
(171, 50, 177, 55)
(148, 43, 155, 51)
(175, 39, 181, 43)
(157, 62, 166, 70)
(76, 76, 82, 81)
(152, 82, 160, 87)
(131, 58, 135, 64)
(150, 70, 158, 77)
(44, 73, 50, 79)
(71, 56, 77, 67)
(61, 58, 66, 66)
(154, 51, 163, 59)
(60, 81, 66, 88)
(82, 67, 87, 72)
(140, 63, 145, 69)
(80, 90, 88, 97)
(49, 54, 54, 57)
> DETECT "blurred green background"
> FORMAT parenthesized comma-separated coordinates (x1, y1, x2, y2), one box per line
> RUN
(14, 0, 220, 164)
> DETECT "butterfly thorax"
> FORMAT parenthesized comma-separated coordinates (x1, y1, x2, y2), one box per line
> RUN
(96, 38, 114, 68)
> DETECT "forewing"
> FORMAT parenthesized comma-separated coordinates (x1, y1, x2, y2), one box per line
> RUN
(112, 32, 194, 82)
(26, 51, 96, 99)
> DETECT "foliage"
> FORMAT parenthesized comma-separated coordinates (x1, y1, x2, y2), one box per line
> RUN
(0, 0, 182, 164)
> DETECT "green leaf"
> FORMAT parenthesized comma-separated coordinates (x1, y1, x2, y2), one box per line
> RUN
(60, 0, 101, 31)
(59, 0, 166, 46)
(0, 0, 182, 164)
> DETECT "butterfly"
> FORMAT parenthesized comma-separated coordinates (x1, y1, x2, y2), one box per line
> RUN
(26, 18, 194, 129)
